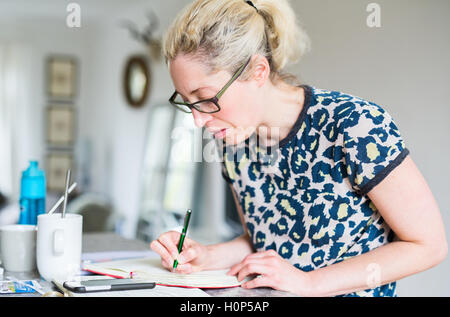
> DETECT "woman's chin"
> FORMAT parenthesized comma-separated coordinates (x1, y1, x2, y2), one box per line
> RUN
(223, 129, 255, 146)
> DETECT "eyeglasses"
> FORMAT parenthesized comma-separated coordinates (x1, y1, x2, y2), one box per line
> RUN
(169, 58, 251, 114)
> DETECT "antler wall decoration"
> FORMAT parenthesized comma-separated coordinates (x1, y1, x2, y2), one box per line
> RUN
(120, 11, 162, 61)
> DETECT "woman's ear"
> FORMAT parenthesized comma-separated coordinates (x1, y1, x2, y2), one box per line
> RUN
(249, 54, 271, 87)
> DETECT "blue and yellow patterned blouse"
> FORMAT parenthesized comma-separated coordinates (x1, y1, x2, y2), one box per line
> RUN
(220, 85, 409, 297)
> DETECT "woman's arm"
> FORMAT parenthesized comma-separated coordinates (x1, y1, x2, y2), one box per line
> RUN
(308, 156, 448, 296)
(205, 233, 254, 270)
(204, 184, 254, 270)
(230, 156, 447, 296)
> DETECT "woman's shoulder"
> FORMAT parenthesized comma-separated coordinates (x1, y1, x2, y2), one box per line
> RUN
(304, 85, 395, 132)
(308, 86, 387, 116)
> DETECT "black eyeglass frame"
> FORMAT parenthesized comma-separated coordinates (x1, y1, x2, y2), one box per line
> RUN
(169, 58, 251, 114)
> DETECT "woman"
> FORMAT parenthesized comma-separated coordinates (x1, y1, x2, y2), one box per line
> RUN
(150, 0, 447, 296)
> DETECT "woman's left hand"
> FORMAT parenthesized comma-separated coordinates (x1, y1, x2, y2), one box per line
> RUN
(227, 250, 313, 296)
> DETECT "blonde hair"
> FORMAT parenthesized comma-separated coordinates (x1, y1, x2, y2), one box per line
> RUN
(163, 0, 311, 84)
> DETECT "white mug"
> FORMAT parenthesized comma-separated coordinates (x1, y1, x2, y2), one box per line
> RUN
(37, 214, 82, 282)
(0, 224, 37, 272)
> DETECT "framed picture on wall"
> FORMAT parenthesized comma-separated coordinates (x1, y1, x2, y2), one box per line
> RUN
(46, 105, 75, 147)
(47, 56, 77, 99)
(46, 152, 74, 193)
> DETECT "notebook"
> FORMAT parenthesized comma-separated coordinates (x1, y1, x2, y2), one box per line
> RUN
(82, 257, 243, 289)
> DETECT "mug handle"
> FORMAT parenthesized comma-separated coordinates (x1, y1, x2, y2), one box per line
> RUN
(53, 229, 64, 256)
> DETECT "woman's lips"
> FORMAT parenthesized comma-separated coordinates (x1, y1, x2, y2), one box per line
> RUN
(213, 128, 227, 139)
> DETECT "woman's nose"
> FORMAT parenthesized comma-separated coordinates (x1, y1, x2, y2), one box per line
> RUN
(191, 109, 213, 128)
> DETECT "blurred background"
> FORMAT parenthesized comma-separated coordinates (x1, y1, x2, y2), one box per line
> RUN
(0, 0, 448, 296)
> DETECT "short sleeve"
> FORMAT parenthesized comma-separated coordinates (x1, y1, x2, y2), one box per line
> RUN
(342, 103, 409, 196)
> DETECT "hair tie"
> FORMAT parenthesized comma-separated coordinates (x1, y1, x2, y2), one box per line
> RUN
(246, 1, 258, 12)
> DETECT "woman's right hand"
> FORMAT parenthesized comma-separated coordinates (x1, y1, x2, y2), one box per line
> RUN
(150, 231, 210, 274)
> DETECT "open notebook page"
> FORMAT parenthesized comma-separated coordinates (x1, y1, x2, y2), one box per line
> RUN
(83, 257, 243, 289)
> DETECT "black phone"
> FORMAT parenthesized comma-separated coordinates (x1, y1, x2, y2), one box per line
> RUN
(63, 278, 156, 293)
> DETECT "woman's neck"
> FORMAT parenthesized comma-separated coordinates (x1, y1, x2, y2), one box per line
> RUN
(257, 81, 305, 147)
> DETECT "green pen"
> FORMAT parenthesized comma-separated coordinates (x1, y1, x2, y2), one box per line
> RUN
(173, 209, 192, 272)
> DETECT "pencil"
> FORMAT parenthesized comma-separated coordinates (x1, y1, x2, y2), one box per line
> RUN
(173, 209, 192, 272)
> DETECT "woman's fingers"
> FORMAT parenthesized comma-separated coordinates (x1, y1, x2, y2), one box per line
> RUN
(150, 231, 205, 273)
(150, 231, 181, 268)
(242, 275, 274, 289)
(178, 243, 198, 264)
(229, 255, 272, 282)
(236, 261, 270, 282)
(174, 263, 193, 274)
(159, 231, 182, 258)
(228, 250, 277, 276)
(228, 261, 243, 276)
(150, 239, 175, 269)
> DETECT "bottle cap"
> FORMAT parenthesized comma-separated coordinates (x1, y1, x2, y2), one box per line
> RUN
(20, 160, 46, 199)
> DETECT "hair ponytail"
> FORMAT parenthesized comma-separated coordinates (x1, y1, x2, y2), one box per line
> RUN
(254, 0, 310, 71)
(164, 0, 310, 83)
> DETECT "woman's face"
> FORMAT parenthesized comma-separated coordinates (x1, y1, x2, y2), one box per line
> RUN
(169, 54, 261, 145)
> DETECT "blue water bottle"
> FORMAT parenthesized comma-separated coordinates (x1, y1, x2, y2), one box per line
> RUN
(18, 161, 46, 225)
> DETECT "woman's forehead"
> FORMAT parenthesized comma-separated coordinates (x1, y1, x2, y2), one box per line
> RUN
(170, 55, 209, 84)
(170, 53, 208, 73)
(169, 54, 227, 95)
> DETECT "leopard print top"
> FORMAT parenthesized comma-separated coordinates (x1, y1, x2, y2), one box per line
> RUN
(220, 85, 409, 296)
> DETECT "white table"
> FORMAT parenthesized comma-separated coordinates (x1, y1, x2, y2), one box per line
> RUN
(2, 232, 296, 297)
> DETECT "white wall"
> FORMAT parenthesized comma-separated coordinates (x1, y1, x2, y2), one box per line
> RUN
(0, 0, 193, 237)
(76, 0, 193, 238)
(291, 0, 450, 297)
(0, 16, 92, 200)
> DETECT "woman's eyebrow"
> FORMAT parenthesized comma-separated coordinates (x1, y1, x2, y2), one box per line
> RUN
(178, 86, 211, 100)
(189, 86, 210, 95)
